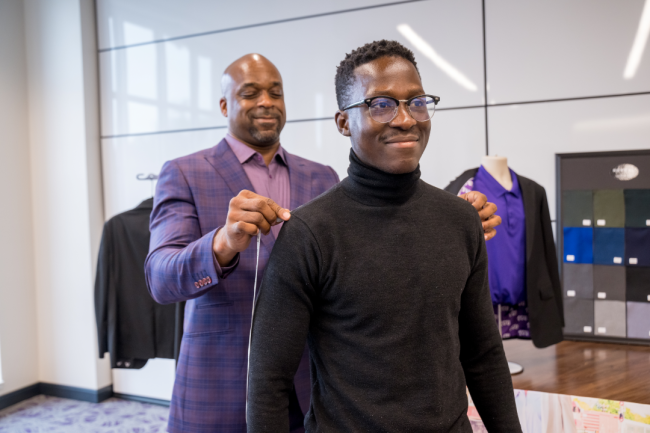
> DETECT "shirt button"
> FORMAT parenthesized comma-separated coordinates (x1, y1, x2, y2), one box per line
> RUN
(269, 175, 272, 179)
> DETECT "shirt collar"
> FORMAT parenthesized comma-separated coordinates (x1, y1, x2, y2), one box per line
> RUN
(476, 165, 521, 198)
(225, 133, 287, 166)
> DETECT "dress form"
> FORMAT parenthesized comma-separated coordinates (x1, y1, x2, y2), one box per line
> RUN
(481, 155, 524, 375)
(482, 155, 513, 191)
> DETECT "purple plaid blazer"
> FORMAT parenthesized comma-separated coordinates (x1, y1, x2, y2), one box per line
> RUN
(145, 139, 339, 433)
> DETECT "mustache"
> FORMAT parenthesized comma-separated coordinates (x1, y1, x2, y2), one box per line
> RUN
(251, 109, 281, 119)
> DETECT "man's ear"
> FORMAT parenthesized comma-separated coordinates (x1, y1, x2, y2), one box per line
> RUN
(219, 97, 228, 117)
(334, 110, 351, 137)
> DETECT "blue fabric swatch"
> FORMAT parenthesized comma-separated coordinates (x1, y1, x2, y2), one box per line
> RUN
(563, 227, 593, 264)
(625, 228, 650, 267)
(593, 228, 625, 266)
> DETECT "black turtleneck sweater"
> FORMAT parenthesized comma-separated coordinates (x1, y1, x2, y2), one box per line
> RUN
(247, 151, 521, 432)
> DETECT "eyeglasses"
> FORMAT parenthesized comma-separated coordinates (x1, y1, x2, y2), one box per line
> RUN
(341, 94, 440, 123)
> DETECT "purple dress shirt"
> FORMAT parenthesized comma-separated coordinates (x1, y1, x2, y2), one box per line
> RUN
(225, 134, 290, 240)
(473, 165, 527, 305)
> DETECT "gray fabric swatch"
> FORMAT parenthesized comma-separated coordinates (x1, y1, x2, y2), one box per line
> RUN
(563, 298, 594, 335)
(594, 300, 626, 337)
(627, 302, 650, 340)
(562, 264, 593, 299)
(593, 265, 626, 301)
(593, 190, 625, 228)
(563, 190, 593, 227)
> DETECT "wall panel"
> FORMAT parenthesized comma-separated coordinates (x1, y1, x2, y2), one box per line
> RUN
(96, 0, 412, 50)
(486, 0, 650, 104)
(99, 0, 484, 137)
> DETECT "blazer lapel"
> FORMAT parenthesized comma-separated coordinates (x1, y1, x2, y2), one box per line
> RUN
(204, 139, 277, 253)
(286, 152, 312, 212)
(204, 139, 255, 196)
(518, 174, 536, 265)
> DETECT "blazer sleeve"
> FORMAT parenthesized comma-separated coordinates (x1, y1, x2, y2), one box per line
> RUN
(539, 185, 565, 326)
(94, 221, 112, 358)
(145, 159, 226, 304)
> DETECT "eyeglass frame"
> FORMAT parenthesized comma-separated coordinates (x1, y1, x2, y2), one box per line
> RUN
(340, 94, 441, 123)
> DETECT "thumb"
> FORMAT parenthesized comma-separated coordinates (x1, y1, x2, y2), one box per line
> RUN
(266, 198, 291, 223)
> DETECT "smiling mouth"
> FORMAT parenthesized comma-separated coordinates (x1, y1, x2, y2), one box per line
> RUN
(385, 137, 419, 148)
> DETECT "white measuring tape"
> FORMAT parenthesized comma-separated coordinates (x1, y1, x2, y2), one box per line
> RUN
(245, 215, 285, 417)
(245, 231, 262, 417)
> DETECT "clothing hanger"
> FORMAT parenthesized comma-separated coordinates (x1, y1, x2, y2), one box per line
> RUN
(136, 173, 159, 198)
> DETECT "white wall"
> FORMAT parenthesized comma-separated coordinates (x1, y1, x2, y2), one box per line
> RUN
(23, 0, 110, 390)
(0, 0, 39, 396)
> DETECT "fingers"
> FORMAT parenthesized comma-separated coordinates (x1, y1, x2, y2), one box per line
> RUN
(482, 214, 502, 231)
(239, 210, 272, 235)
(238, 191, 291, 224)
(484, 227, 497, 241)
(461, 191, 488, 211)
(239, 197, 278, 226)
(264, 197, 291, 222)
(478, 201, 498, 222)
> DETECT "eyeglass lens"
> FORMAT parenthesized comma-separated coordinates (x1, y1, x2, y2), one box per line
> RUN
(368, 96, 436, 123)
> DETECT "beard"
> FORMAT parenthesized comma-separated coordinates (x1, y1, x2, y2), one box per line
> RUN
(248, 124, 281, 145)
(247, 108, 282, 145)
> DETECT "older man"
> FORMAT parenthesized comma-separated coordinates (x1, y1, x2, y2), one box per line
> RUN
(146, 53, 502, 432)
(247, 41, 521, 432)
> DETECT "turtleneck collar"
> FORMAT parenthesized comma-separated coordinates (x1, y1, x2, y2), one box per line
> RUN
(341, 149, 422, 206)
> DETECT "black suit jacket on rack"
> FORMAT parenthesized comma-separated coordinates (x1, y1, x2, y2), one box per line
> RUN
(95, 198, 177, 368)
(445, 168, 564, 348)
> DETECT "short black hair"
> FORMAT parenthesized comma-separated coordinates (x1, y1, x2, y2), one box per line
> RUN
(335, 40, 420, 109)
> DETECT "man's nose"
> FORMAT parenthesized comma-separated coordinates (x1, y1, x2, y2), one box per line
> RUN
(389, 102, 417, 130)
(257, 91, 275, 108)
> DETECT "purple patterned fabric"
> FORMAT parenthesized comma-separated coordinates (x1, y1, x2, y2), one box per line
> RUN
(494, 302, 531, 339)
(225, 134, 290, 239)
(145, 139, 339, 432)
(458, 177, 474, 196)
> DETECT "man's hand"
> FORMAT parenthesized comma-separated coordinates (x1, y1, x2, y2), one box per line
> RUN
(460, 191, 502, 241)
(213, 190, 291, 266)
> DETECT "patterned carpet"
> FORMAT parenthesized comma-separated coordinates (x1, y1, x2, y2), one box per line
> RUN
(0, 395, 169, 433)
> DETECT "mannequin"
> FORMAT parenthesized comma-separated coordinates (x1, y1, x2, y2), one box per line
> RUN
(482, 156, 513, 191)
(482, 156, 523, 374)
(445, 155, 565, 364)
